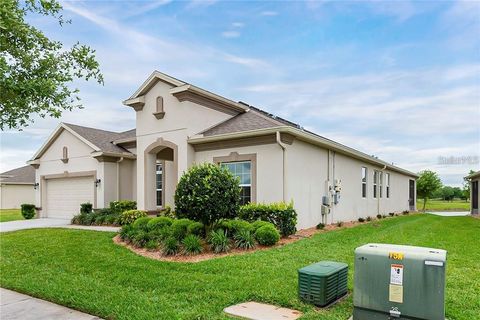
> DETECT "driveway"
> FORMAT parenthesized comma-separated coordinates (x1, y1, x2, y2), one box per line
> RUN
(0, 218, 70, 233)
(1, 288, 101, 320)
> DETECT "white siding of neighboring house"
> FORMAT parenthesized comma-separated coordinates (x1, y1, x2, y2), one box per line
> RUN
(0, 184, 35, 209)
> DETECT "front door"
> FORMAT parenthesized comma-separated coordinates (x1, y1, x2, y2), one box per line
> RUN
(472, 181, 479, 214)
(409, 179, 415, 211)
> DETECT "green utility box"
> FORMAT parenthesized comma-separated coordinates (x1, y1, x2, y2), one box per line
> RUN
(354, 243, 447, 320)
(298, 261, 348, 307)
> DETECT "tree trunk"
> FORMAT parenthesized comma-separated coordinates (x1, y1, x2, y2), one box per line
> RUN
(422, 198, 427, 212)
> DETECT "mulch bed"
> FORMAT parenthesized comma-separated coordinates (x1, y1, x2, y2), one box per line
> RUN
(112, 214, 413, 263)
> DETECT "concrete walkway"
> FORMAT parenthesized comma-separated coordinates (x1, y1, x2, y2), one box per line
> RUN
(0, 219, 119, 233)
(0, 288, 101, 320)
(428, 211, 470, 217)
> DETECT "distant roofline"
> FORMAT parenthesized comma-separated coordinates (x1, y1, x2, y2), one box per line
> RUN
(466, 170, 480, 180)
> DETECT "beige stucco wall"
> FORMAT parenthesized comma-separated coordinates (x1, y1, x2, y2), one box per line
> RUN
(284, 138, 415, 229)
(134, 80, 234, 210)
(0, 184, 35, 209)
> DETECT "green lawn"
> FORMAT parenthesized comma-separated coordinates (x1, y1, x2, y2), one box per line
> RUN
(0, 209, 23, 222)
(416, 199, 470, 211)
(1, 214, 479, 319)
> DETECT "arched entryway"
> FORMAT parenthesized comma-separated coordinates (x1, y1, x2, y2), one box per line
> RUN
(144, 138, 178, 211)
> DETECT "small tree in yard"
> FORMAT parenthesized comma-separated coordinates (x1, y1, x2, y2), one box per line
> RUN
(174, 163, 241, 226)
(417, 170, 442, 212)
(462, 170, 475, 202)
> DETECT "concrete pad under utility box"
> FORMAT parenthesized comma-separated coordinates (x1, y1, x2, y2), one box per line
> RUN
(224, 301, 302, 320)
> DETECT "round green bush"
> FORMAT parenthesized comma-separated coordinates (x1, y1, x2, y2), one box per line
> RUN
(144, 240, 159, 251)
(133, 216, 152, 231)
(119, 210, 147, 225)
(119, 224, 134, 242)
(254, 225, 280, 246)
(174, 163, 241, 226)
(147, 216, 173, 231)
(20, 204, 35, 219)
(170, 218, 194, 240)
(182, 234, 203, 255)
(251, 220, 274, 232)
(187, 221, 204, 237)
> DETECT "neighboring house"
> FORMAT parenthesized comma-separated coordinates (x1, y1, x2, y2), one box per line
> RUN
(27, 71, 417, 228)
(466, 171, 479, 215)
(0, 165, 35, 209)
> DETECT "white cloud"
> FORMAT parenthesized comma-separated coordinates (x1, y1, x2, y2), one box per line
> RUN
(260, 11, 278, 16)
(231, 22, 244, 28)
(221, 31, 240, 38)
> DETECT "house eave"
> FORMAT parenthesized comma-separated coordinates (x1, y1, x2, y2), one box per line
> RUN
(466, 170, 480, 180)
(189, 126, 419, 178)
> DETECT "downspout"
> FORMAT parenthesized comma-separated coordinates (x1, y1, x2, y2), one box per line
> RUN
(116, 157, 124, 200)
(378, 164, 387, 215)
(276, 131, 287, 202)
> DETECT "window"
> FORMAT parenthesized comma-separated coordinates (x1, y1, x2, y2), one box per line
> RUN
(386, 173, 390, 198)
(373, 171, 378, 198)
(361, 167, 367, 198)
(221, 161, 251, 205)
(156, 162, 163, 207)
(153, 96, 165, 119)
(379, 171, 383, 198)
(61, 146, 68, 163)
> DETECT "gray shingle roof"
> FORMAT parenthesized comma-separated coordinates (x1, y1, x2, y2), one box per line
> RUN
(64, 123, 135, 154)
(0, 165, 35, 184)
(202, 105, 302, 137)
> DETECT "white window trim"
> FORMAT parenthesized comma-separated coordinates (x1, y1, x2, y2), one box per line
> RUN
(361, 167, 367, 198)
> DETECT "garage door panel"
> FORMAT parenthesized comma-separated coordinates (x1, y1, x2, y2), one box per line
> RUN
(46, 176, 94, 219)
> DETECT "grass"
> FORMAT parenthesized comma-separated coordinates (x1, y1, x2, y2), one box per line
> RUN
(1, 214, 479, 319)
(416, 199, 470, 211)
(0, 209, 23, 222)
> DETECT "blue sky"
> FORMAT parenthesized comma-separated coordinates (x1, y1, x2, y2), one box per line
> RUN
(1, 0, 479, 186)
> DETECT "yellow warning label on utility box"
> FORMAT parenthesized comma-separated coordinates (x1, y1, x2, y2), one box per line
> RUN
(389, 284, 403, 303)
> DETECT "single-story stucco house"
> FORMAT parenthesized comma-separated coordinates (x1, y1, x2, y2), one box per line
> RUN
(27, 71, 417, 229)
(466, 170, 479, 215)
(0, 165, 36, 209)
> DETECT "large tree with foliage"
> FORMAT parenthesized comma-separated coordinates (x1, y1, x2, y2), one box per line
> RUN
(463, 170, 476, 202)
(0, 0, 103, 130)
(417, 170, 442, 212)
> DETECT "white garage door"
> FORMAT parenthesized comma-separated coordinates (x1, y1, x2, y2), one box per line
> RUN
(45, 176, 94, 219)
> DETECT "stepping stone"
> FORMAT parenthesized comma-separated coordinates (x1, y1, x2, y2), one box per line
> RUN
(224, 301, 302, 320)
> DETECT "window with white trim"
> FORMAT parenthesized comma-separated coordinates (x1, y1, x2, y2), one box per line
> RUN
(386, 173, 390, 198)
(221, 161, 251, 205)
(379, 171, 383, 198)
(373, 170, 378, 198)
(156, 162, 163, 207)
(361, 167, 367, 198)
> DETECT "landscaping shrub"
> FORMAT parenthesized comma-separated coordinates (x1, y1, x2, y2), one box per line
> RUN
(402, 210, 410, 215)
(162, 237, 179, 255)
(80, 203, 93, 214)
(209, 229, 230, 253)
(389, 212, 395, 217)
(187, 221, 205, 237)
(144, 240, 159, 251)
(238, 202, 297, 237)
(132, 230, 150, 248)
(251, 220, 274, 232)
(119, 210, 147, 225)
(182, 234, 203, 255)
(174, 163, 241, 226)
(254, 225, 280, 246)
(94, 214, 107, 225)
(316, 223, 325, 230)
(20, 204, 35, 219)
(366, 216, 372, 221)
(234, 229, 255, 250)
(120, 224, 135, 242)
(110, 200, 137, 214)
(147, 216, 173, 231)
(171, 218, 194, 240)
(214, 219, 251, 236)
(133, 217, 152, 231)
(358, 217, 365, 223)
(336, 221, 344, 227)
(383, 214, 388, 218)
(104, 214, 118, 225)
(157, 205, 174, 218)
(376, 214, 383, 219)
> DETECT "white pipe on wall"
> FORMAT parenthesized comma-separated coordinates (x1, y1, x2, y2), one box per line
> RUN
(276, 131, 287, 202)
(116, 157, 124, 200)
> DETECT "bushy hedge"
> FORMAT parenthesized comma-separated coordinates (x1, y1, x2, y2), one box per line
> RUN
(20, 204, 35, 219)
(72, 200, 138, 226)
(80, 203, 93, 214)
(120, 210, 148, 225)
(110, 200, 137, 214)
(239, 202, 297, 237)
(174, 163, 241, 226)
